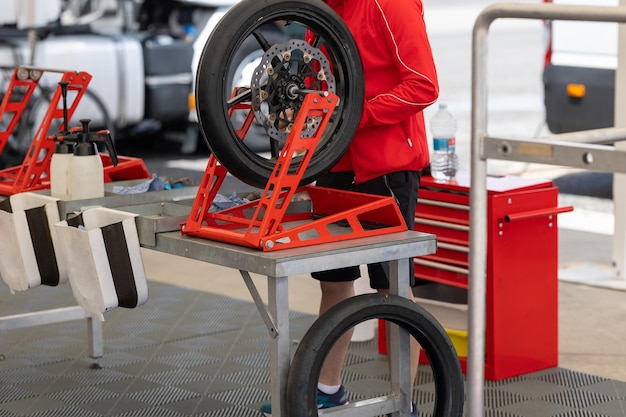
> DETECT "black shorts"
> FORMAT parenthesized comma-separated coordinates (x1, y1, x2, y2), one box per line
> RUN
(311, 170, 421, 289)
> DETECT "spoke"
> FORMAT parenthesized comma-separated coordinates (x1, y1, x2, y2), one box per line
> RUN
(309, 33, 324, 49)
(270, 137, 281, 159)
(252, 28, 272, 51)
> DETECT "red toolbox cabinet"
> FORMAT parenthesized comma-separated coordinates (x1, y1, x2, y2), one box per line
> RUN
(410, 171, 570, 380)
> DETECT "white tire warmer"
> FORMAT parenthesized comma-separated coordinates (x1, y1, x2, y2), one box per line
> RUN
(55, 207, 148, 321)
(0, 193, 67, 292)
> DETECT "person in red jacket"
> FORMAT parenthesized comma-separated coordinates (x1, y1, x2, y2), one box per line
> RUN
(262, 0, 438, 415)
(323, 0, 438, 184)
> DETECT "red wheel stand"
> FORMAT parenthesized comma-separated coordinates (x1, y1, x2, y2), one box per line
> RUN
(182, 92, 408, 251)
(0, 66, 150, 196)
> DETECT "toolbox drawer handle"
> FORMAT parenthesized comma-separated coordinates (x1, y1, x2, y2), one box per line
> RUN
(503, 205, 574, 222)
(414, 258, 469, 275)
(438, 242, 469, 253)
(414, 217, 470, 231)
(419, 199, 469, 211)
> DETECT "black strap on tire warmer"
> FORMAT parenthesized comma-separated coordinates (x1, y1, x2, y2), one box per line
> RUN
(101, 222, 139, 308)
(25, 206, 60, 286)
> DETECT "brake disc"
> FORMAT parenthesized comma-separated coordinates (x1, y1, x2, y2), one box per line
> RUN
(250, 39, 336, 141)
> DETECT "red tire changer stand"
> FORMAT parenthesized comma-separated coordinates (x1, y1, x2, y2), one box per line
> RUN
(182, 92, 409, 251)
(0, 66, 150, 196)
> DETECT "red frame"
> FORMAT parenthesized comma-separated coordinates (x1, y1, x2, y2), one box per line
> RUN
(182, 92, 408, 251)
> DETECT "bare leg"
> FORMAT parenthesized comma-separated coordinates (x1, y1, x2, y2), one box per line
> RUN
(318, 280, 355, 386)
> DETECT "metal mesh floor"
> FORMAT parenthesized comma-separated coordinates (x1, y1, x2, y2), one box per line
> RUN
(1, 282, 625, 417)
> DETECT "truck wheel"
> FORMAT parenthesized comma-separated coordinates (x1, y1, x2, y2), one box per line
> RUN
(287, 294, 465, 417)
(195, 0, 364, 188)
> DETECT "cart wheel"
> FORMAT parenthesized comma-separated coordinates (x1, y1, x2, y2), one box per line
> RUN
(287, 294, 465, 417)
(195, 0, 364, 188)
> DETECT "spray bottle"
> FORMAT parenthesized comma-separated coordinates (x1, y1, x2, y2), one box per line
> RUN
(49, 82, 118, 200)
(68, 118, 118, 200)
(50, 81, 76, 200)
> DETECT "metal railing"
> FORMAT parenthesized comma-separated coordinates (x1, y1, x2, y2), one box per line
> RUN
(469, 3, 626, 417)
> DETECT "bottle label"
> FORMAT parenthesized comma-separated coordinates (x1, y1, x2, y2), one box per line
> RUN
(447, 136, 456, 152)
(433, 137, 449, 151)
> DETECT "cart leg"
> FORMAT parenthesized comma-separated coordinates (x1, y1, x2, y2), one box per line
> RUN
(268, 275, 290, 417)
(87, 315, 103, 369)
(388, 258, 412, 417)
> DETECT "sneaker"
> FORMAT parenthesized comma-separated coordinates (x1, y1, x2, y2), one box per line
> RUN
(260, 385, 347, 416)
(387, 402, 418, 417)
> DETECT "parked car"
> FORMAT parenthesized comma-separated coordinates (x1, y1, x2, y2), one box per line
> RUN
(542, 0, 617, 133)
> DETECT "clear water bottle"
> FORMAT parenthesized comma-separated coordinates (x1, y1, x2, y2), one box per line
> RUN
(430, 103, 458, 181)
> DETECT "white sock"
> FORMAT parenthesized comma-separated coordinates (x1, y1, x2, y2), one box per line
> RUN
(317, 383, 341, 395)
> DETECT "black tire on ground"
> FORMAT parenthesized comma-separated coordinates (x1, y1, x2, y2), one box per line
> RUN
(195, 0, 364, 188)
(286, 293, 465, 417)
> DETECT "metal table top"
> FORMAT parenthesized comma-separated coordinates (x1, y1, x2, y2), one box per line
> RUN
(153, 229, 437, 277)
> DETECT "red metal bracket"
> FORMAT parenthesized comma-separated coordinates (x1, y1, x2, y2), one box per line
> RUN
(0, 67, 41, 156)
(102, 153, 151, 183)
(182, 92, 408, 251)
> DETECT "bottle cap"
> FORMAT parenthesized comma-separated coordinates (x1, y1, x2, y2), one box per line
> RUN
(54, 141, 75, 154)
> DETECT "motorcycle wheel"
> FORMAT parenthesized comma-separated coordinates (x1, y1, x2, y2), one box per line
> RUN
(287, 294, 465, 417)
(195, 0, 364, 188)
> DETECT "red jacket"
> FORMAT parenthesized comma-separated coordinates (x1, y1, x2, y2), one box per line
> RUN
(325, 0, 439, 183)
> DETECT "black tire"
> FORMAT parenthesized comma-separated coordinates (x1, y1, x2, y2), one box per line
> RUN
(195, 0, 364, 188)
(287, 294, 465, 417)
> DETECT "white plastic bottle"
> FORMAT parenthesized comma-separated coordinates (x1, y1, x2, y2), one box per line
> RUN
(50, 141, 75, 200)
(430, 103, 458, 181)
(67, 119, 108, 200)
(69, 143, 104, 200)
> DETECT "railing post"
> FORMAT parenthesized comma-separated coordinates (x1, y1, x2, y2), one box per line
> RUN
(470, 4, 626, 417)
(468, 10, 490, 417)
(613, 0, 626, 281)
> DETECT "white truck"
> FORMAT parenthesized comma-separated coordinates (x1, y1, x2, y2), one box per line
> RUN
(0, 0, 282, 165)
(542, 0, 617, 133)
